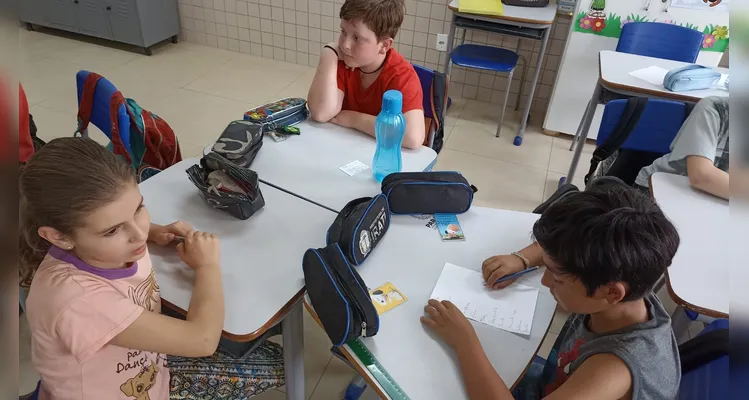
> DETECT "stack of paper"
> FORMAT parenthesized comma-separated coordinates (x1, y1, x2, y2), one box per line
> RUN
(628, 66, 670, 87)
(458, 0, 504, 17)
(429, 263, 539, 335)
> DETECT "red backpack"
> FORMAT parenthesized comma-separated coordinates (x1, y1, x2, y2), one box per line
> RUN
(77, 73, 182, 181)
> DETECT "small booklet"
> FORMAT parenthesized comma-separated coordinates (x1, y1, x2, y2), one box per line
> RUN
(435, 213, 465, 241)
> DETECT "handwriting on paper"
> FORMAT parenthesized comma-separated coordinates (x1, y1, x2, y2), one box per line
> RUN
(430, 263, 539, 335)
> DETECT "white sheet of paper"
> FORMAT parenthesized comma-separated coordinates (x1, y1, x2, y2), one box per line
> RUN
(339, 160, 370, 176)
(629, 66, 670, 87)
(429, 263, 539, 335)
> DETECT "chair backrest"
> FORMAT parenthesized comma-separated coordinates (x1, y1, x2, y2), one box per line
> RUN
(596, 99, 687, 154)
(75, 70, 131, 153)
(617, 22, 703, 63)
(679, 319, 728, 399)
(412, 63, 435, 120)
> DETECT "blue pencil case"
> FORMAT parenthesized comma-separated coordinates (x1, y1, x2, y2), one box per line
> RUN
(243, 98, 308, 131)
(381, 172, 477, 215)
(663, 65, 721, 92)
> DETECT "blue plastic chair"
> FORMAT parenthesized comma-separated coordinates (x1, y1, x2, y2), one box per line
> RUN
(617, 22, 704, 63)
(447, 44, 520, 144)
(19, 381, 40, 400)
(75, 71, 132, 154)
(596, 98, 688, 154)
(679, 319, 728, 399)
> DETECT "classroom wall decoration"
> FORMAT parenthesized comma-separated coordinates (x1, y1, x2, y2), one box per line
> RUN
(573, 0, 728, 52)
(672, 0, 730, 11)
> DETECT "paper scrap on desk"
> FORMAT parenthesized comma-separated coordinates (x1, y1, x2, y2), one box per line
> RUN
(629, 66, 670, 87)
(429, 263, 538, 335)
(339, 160, 369, 176)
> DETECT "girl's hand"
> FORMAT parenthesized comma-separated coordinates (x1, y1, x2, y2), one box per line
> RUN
(482, 254, 525, 290)
(420, 299, 479, 350)
(150, 221, 193, 246)
(176, 230, 220, 271)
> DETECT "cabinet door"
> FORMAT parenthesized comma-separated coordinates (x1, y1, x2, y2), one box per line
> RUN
(45, 0, 78, 30)
(77, 0, 112, 40)
(108, 0, 144, 46)
(21, 0, 47, 25)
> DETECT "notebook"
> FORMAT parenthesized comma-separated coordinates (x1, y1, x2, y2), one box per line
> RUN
(458, 0, 504, 17)
(429, 263, 539, 335)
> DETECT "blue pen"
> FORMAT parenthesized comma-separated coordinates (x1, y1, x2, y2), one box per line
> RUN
(493, 266, 540, 285)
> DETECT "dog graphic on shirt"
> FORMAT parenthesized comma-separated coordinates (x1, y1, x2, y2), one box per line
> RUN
(120, 360, 160, 400)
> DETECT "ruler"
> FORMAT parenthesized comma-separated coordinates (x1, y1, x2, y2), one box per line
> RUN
(347, 338, 411, 400)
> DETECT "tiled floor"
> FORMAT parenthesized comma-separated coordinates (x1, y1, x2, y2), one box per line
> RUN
(19, 28, 696, 399)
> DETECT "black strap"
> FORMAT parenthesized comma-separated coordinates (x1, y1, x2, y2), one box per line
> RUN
(430, 70, 448, 153)
(584, 97, 648, 185)
(323, 44, 338, 58)
(679, 328, 728, 374)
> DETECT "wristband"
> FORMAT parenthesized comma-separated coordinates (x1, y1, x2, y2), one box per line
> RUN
(511, 251, 531, 270)
(323, 45, 338, 58)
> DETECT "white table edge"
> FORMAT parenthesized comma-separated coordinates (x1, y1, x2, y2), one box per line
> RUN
(650, 172, 729, 319)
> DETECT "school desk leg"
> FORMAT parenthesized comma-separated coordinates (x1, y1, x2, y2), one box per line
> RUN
(443, 14, 457, 74)
(516, 24, 550, 143)
(561, 82, 601, 188)
(283, 301, 305, 400)
(671, 306, 692, 345)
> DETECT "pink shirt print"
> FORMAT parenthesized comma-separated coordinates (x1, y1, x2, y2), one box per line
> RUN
(26, 246, 170, 400)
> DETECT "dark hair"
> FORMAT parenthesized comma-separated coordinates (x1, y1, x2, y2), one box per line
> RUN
(532, 183, 680, 301)
(340, 0, 405, 40)
(19, 137, 135, 287)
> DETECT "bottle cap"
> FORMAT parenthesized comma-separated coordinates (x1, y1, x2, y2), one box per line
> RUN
(382, 90, 403, 114)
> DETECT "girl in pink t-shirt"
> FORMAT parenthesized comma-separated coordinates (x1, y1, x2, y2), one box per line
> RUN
(20, 138, 284, 399)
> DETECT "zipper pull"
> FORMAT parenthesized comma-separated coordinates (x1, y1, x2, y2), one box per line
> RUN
(361, 321, 367, 337)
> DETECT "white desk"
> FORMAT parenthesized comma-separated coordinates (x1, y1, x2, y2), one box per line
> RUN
(563, 50, 729, 186)
(206, 121, 438, 212)
(329, 208, 557, 399)
(650, 172, 729, 318)
(445, 0, 557, 144)
(139, 158, 337, 400)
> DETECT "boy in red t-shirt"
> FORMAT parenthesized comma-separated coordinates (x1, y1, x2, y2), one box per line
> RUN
(307, 0, 425, 149)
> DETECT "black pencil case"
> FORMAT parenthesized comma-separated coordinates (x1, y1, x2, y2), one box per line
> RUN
(186, 152, 265, 220)
(211, 120, 264, 168)
(381, 172, 478, 215)
(303, 243, 379, 346)
(326, 195, 390, 266)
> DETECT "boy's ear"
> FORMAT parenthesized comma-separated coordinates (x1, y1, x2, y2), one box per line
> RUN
(604, 282, 628, 304)
(38, 226, 74, 250)
(379, 37, 394, 54)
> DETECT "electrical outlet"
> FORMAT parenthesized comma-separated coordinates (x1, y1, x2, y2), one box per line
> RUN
(436, 34, 448, 51)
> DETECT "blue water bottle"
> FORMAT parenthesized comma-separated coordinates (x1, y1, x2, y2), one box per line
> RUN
(372, 90, 406, 182)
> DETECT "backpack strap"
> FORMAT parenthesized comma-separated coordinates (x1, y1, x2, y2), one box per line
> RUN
(679, 327, 727, 374)
(76, 73, 102, 134)
(584, 97, 648, 185)
(430, 70, 448, 154)
(76, 72, 131, 164)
